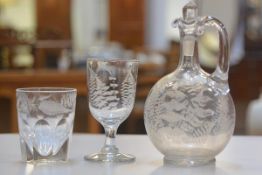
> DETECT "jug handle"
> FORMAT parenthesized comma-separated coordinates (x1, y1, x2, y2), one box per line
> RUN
(200, 16, 229, 82)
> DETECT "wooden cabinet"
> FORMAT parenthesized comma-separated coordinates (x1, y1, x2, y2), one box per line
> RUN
(36, 0, 71, 39)
(109, 0, 145, 49)
(35, 0, 72, 68)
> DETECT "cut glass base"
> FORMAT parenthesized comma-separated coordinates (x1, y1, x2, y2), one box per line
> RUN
(164, 156, 216, 167)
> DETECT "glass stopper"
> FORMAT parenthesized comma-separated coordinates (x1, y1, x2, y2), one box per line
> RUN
(183, 0, 198, 22)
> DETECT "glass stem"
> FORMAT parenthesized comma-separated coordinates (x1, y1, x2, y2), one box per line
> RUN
(101, 126, 119, 154)
(105, 126, 116, 146)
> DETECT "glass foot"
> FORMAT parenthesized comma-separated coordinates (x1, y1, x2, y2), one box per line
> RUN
(164, 156, 216, 167)
(84, 152, 135, 163)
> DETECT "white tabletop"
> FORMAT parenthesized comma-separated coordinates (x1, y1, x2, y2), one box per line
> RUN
(0, 134, 261, 175)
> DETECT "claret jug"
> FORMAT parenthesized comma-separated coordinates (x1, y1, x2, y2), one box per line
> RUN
(144, 1, 235, 166)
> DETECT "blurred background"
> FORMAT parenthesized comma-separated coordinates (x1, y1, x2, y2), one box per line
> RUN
(0, 0, 261, 135)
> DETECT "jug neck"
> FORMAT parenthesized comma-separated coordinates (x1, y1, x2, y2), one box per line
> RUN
(178, 34, 199, 69)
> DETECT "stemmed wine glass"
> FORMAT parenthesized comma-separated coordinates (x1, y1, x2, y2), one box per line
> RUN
(85, 58, 139, 162)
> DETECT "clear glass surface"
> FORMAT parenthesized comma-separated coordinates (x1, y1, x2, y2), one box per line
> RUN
(16, 87, 77, 163)
(144, 1, 236, 167)
(85, 58, 139, 162)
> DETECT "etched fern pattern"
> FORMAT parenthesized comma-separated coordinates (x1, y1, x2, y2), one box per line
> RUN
(90, 72, 118, 110)
(145, 83, 235, 139)
(89, 67, 136, 111)
(120, 71, 136, 107)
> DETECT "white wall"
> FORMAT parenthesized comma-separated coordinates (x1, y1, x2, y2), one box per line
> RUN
(201, 0, 239, 38)
(145, 0, 169, 51)
(71, 0, 108, 54)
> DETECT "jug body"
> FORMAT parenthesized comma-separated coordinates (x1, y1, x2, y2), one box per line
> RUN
(144, 68, 235, 166)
